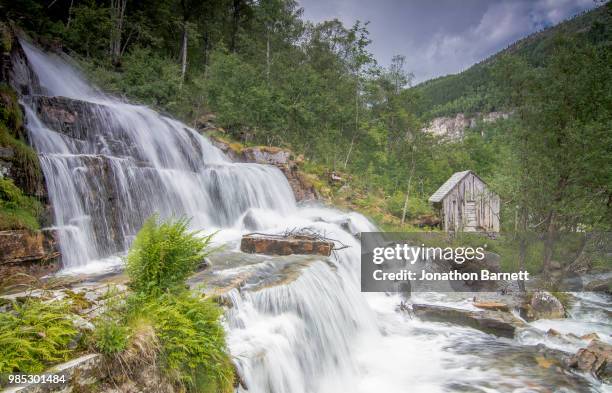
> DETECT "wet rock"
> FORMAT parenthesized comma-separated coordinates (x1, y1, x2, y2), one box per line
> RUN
(473, 301, 510, 312)
(584, 278, 611, 294)
(546, 328, 562, 337)
(580, 333, 600, 341)
(240, 234, 333, 257)
(527, 291, 565, 320)
(411, 303, 526, 338)
(567, 340, 612, 381)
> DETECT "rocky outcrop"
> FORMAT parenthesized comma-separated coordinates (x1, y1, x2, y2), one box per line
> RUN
(567, 340, 611, 382)
(0, 230, 60, 285)
(522, 291, 565, 321)
(422, 112, 511, 141)
(584, 278, 612, 294)
(241, 234, 333, 256)
(411, 303, 526, 338)
(208, 136, 318, 201)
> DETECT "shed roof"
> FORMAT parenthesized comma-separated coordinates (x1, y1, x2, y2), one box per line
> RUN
(428, 170, 472, 203)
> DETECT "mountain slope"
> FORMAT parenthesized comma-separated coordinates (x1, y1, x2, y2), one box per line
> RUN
(413, 3, 612, 119)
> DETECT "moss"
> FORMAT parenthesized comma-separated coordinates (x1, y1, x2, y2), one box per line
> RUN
(0, 177, 42, 230)
(64, 290, 94, 313)
(0, 84, 23, 130)
(0, 84, 43, 228)
(0, 22, 12, 53)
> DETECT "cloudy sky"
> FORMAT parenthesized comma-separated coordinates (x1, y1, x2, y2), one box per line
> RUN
(298, 0, 599, 84)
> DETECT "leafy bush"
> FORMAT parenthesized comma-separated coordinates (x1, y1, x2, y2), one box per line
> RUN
(93, 320, 128, 355)
(386, 192, 432, 220)
(0, 298, 79, 373)
(126, 215, 212, 296)
(114, 216, 233, 392)
(138, 292, 234, 392)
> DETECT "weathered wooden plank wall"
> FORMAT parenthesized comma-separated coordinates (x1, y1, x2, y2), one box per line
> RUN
(439, 173, 499, 233)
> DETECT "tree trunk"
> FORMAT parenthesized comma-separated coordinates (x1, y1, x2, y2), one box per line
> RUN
(266, 28, 270, 83)
(343, 134, 355, 168)
(401, 156, 416, 226)
(180, 23, 188, 85)
(67, 0, 74, 28)
(517, 207, 528, 292)
(230, 0, 241, 52)
(344, 79, 359, 169)
(542, 210, 556, 277)
(110, 0, 127, 66)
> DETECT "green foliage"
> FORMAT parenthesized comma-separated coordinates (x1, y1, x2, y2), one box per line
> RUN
(97, 217, 233, 392)
(93, 320, 129, 355)
(0, 178, 42, 230)
(126, 215, 212, 296)
(414, 4, 611, 118)
(386, 193, 432, 220)
(137, 292, 234, 392)
(0, 298, 79, 373)
(7, 0, 610, 237)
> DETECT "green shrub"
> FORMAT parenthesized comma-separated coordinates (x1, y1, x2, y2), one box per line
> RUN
(0, 298, 79, 373)
(0, 177, 42, 230)
(137, 292, 234, 392)
(126, 215, 213, 296)
(108, 217, 233, 392)
(93, 320, 129, 355)
(386, 192, 432, 220)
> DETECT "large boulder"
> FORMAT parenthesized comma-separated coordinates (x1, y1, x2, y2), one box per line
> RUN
(525, 291, 566, 320)
(240, 234, 333, 257)
(567, 340, 612, 382)
(411, 303, 526, 338)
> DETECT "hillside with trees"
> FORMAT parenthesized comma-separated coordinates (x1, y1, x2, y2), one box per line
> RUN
(412, 3, 612, 119)
(2, 0, 611, 235)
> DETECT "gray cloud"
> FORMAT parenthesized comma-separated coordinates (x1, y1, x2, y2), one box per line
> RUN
(298, 0, 598, 83)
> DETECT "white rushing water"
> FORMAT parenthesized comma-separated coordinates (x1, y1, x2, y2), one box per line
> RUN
(18, 39, 295, 272)
(14, 40, 610, 392)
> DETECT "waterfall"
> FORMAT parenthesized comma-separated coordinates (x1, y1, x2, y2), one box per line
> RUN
(16, 40, 296, 270)
(13, 41, 608, 393)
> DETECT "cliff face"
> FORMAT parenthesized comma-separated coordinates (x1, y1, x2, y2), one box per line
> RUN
(0, 28, 58, 282)
(422, 112, 511, 140)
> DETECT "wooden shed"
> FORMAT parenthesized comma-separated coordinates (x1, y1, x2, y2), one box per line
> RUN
(428, 170, 500, 233)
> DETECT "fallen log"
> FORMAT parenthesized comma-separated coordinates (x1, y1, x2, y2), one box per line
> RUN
(240, 233, 334, 257)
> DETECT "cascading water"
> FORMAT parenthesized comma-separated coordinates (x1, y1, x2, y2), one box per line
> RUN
(16, 39, 295, 271)
(13, 40, 610, 392)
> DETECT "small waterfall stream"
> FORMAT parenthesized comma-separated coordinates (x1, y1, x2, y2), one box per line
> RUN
(13, 40, 610, 392)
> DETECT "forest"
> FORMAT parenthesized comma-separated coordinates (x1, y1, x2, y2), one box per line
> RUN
(2, 0, 612, 234)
